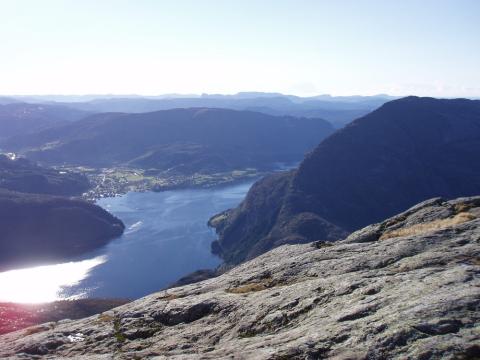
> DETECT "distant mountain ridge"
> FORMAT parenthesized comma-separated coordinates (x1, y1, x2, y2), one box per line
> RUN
(0, 97, 19, 105)
(0, 103, 90, 140)
(3, 108, 334, 175)
(210, 96, 480, 264)
(4, 92, 394, 128)
(55, 94, 390, 128)
(7, 92, 395, 103)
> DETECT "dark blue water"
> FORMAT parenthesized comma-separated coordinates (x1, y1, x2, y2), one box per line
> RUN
(63, 181, 253, 300)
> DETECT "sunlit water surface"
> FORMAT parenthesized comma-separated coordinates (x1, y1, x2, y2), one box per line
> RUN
(0, 181, 253, 303)
(0, 257, 106, 303)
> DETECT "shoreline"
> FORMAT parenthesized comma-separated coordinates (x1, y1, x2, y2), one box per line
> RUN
(0, 172, 266, 334)
(77, 167, 267, 201)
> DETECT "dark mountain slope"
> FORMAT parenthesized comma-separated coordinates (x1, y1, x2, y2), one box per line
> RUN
(0, 189, 124, 271)
(0, 103, 89, 140)
(0, 155, 90, 196)
(4, 108, 334, 175)
(211, 96, 480, 264)
(294, 96, 480, 229)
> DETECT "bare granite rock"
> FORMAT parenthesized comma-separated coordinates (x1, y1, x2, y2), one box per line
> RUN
(0, 196, 479, 359)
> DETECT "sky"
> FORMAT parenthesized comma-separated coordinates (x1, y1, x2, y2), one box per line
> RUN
(0, 0, 479, 97)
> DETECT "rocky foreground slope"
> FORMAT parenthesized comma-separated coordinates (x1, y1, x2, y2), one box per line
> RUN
(1, 196, 479, 359)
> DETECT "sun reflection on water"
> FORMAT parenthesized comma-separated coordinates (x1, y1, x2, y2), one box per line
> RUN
(0, 256, 106, 303)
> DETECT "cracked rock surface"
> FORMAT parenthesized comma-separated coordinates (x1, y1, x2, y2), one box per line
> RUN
(0, 196, 479, 359)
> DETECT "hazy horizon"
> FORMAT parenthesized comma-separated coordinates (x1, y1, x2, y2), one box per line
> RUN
(1, 0, 479, 97)
(2, 91, 396, 99)
(1, 92, 479, 101)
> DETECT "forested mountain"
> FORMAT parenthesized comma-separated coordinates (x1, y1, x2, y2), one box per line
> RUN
(0, 155, 90, 196)
(0, 103, 89, 139)
(210, 97, 480, 264)
(0, 189, 124, 271)
(3, 108, 334, 175)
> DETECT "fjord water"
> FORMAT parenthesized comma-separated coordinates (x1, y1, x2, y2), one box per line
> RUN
(0, 182, 253, 303)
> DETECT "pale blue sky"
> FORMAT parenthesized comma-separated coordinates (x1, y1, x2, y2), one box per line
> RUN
(0, 0, 479, 97)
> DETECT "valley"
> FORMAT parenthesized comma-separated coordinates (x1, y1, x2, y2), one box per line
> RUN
(2, 1, 479, 357)
(0, 95, 479, 358)
(0, 181, 253, 302)
(1, 90, 480, 360)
